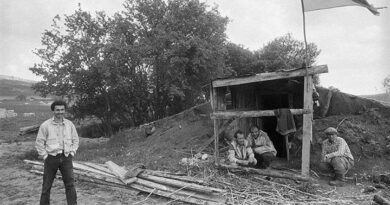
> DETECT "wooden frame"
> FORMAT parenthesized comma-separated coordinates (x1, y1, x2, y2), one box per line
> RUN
(210, 65, 328, 176)
(212, 65, 327, 88)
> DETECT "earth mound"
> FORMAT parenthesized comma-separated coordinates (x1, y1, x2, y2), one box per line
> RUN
(110, 90, 390, 176)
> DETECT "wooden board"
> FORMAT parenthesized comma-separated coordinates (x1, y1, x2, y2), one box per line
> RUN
(210, 109, 311, 119)
(212, 65, 328, 88)
(301, 75, 313, 176)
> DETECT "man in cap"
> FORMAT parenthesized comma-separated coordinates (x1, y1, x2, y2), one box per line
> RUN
(320, 127, 354, 186)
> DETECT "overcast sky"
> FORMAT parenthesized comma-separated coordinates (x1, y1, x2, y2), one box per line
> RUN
(0, 0, 388, 95)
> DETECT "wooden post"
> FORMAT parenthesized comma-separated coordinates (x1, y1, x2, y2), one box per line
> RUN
(301, 75, 313, 176)
(211, 86, 219, 165)
(286, 93, 293, 161)
(285, 135, 290, 161)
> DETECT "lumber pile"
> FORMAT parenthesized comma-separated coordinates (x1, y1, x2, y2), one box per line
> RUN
(19, 124, 40, 136)
(24, 160, 226, 205)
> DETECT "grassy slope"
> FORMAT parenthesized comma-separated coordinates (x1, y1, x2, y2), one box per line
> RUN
(0, 79, 36, 97)
(361, 93, 390, 104)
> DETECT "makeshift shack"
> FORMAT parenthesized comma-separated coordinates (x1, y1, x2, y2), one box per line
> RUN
(210, 65, 328, 176)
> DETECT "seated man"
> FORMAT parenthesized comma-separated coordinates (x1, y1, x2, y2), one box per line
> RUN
(320, 127, 354, 186)
(227, 130, 257, 166)
(247, 126, 277, 169)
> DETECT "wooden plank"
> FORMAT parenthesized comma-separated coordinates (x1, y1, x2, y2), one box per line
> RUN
(105, 161, 128, 184)
(301, 75, 313, 176)
(210, 109, 311, 119)
(211, 86, 220, 165)
(212, 65, 328, 88)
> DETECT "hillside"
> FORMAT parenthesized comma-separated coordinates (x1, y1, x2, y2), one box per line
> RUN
(0, 75, 36, 97)
(361, 92, 390, 105)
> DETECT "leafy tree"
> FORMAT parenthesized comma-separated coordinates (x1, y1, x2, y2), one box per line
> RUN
(123, 0, 230, 116)
(224, 34, 321, 84)
(225, 42, 256, 76)
(16, 94, 27, 101)
(30, 8, 150, 135)
(30, 0, 230, 134)
(254, 33, 321, 72)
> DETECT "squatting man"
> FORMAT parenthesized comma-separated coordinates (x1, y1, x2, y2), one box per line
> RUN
(35, 100, 79, 205)
(228, 127, 277, 169)
(320, 127, 354, 186)
(247, 126, 277, 169)
(227, 130, 257, 166)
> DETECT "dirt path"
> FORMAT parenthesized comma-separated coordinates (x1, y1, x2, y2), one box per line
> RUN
(0, 140, 161, 205)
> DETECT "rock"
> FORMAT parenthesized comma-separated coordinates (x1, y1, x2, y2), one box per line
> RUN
(201, 154, 209, 160)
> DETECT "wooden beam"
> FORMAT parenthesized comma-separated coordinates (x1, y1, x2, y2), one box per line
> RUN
(301, 75, 313, 177)
(212, 65, 328, 88)
(210, 86, 220, 165)
(210, 109, 311, 119)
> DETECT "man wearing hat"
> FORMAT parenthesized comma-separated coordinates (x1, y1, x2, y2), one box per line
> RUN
(320, 127, 354, 186)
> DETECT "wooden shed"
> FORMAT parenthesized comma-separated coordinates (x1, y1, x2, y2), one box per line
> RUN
(210, 65, 328, 176)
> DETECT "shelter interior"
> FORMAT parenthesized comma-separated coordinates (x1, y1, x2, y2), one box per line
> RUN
(216, 76, 305, 159)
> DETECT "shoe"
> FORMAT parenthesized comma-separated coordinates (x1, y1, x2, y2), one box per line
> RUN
(329, 174, 345, 186)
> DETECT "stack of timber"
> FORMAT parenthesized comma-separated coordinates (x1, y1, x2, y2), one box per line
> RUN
(19, 124, 40, 136)
(24, 160, 226, 205)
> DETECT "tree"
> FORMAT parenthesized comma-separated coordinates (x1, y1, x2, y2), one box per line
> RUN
(225, 42, 257, 76)
(223, 34, 321, 84)
(30, 0, 230, 134)
(252, 34, 321, 84)
(384, 75, 390, 93)
(30, 7, 150, 134)
(16, 94, 26, 101)
(254, 33, 321, 72)
(123, 0, 230, 116)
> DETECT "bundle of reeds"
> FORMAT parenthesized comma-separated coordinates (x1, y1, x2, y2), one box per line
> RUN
(24, 159, 226, 205)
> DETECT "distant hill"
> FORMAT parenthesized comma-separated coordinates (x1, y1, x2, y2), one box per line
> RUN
(360, 93, 390, 105)
(0, 75, 37, 97)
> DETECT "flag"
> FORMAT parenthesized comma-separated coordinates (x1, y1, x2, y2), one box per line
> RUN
(302, 0, 380, 15)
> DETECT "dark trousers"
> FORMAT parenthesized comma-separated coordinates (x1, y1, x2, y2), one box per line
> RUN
(40, 153, 77, 205)
(319, 156, 354, 176)
(254, 152, 274, 169)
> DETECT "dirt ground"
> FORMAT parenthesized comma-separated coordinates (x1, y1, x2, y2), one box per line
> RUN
(2, 99, 390, 204)
(0, 136, 171, 205)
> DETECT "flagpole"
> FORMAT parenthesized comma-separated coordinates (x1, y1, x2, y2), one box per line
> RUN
(301, 0, 309, 68)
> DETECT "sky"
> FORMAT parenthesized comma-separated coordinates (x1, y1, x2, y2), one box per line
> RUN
(0, 0, 389, 95)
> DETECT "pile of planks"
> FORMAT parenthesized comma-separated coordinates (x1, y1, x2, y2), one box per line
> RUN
(24, 160, 225, 205)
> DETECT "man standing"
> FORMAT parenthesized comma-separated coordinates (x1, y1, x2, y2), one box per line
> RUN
(320, 127, 354, 186)
(247, 126, 277, 169)
(35, 100, 79, 205)
(227, 130, 257, 166)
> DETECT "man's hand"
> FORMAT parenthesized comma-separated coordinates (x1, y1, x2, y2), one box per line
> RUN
(39, 154, 48, 161)
(249, 156, 257, 165)
(237, 160, 249, 166)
